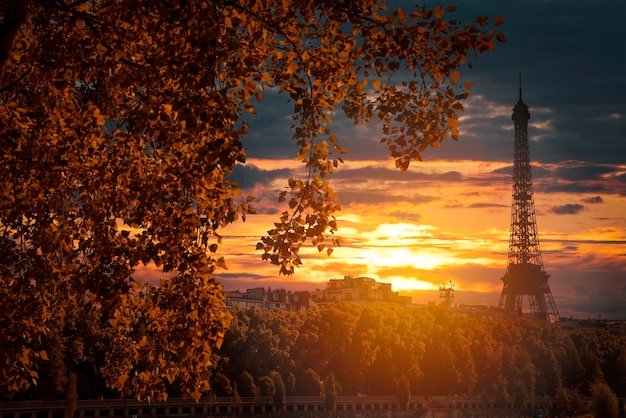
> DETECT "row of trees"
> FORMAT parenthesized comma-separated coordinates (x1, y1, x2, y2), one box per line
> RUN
(11, 302, 624, 413)
(217, 304, 624, 417)
(214, 304, 625, 402)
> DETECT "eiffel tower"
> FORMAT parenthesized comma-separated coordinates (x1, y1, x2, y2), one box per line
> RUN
(499, 76, 559, 322)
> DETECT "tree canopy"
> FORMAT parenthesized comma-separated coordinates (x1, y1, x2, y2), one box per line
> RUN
(11, 302, 626, 415)
(218, 305, 624, 407)
(0, 0, 503, 401)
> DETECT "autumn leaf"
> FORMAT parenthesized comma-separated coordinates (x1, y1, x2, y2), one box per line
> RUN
(0, 0, 503, 402)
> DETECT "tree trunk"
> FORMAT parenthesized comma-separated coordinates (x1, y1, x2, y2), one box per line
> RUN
(65, 371, 78, 418)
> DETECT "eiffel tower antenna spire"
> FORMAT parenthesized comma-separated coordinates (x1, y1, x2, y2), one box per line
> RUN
(498, 77, 559, 322)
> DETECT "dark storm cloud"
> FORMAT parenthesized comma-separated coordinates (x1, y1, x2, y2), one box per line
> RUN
(467, 202, 509, 209)
(333, 166, 463, 182)
(552, 165, 618, 182)
(492, 162, 623, 185)
(229, 164, 293, 190)
(528, 163, 624, 194)
(241, 91, 296, 160)
(490, 165, 556, 180)
(550, 203, 585, 215)
(542, 238, 626, 246)
(336, 190, 435, 205)
(386, 210, 423, 221)
(540, 182, 606, 194)
(237, 0, 625, 190)
(486, 164, 615, 194)
(218, 272, 268, 282)
(582, 196, 604, 204)
(425, 0, 625, 169)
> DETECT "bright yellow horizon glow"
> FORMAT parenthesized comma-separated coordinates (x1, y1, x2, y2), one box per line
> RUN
(131, 156, 625, 318)
(383, 276, 438, 292)
(357, 248, 446, 270)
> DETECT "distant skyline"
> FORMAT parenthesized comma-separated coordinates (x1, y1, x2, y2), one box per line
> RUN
(136, 0, 626, 319)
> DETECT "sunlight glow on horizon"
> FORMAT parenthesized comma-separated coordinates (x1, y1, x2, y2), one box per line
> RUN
(131, 149, 625, 318)
(382, 276, 439, 292)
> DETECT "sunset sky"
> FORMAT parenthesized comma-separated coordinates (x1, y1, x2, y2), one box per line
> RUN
(137, 1, 626, 319)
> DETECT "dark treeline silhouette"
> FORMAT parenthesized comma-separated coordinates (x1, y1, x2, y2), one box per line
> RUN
(6, 303, 625, 412)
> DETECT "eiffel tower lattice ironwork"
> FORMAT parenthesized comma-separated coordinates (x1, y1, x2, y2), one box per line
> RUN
(498, 76, 559, 322)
